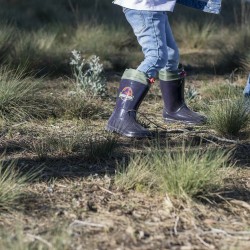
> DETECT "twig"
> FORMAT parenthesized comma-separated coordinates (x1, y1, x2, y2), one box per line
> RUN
(209, 228, 250, 237)
(196, 234, 215, 249)
(98, 185, 117, 196)
(131, 111, 241, 145)
(205, 135, 239, 144)
(26, 234, 53, 249)
(69, 220, 106, 228)
(11, 121, 28, 127)
(174, 216, 179, 235)
(229, 199, 250, 211)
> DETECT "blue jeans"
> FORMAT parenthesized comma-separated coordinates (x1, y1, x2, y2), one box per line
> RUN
(243, 74, 250, 97)
(123, 8, 179, 78)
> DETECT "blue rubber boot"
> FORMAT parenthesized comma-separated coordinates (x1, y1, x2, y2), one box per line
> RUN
(106, 69, 152, 138)
(159, 69, 207, 125)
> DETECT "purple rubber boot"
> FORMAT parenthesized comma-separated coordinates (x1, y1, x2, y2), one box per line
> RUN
(106, 69, 152, 138)
(159, 69, 206, 125)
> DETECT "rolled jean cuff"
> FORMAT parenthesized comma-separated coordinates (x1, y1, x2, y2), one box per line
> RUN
(159, 70, 182, 81)
(122, 68, 149, 85)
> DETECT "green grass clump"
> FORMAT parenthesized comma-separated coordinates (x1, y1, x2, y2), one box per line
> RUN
(0, 66, 46, 120)
(0, 157, 36, 212)
(115, 145, 234, 199)
(209, 99, 249, 137)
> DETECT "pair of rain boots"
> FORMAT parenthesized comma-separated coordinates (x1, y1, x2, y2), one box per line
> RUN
(106, 68, 206, 138)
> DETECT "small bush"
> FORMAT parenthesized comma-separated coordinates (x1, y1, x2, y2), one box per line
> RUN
(70, 50, 107, 96)
(208, 99, 249, 137)
(115, 144, 234, 198)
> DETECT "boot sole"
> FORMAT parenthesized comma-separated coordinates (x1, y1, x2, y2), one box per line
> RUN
(105, 124, 152, 138)
(163, 117, 206, 125)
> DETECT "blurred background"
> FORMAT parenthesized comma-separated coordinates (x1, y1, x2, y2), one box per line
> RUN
(0, 0, 249, 77)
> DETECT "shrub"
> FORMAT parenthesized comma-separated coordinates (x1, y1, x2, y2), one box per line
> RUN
(70, 50, 107, 96)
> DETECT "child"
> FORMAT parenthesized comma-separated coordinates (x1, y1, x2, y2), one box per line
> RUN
(106, 0, 220, 138)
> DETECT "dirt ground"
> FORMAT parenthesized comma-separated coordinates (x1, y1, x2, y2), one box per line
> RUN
(0, 76, 250, 250)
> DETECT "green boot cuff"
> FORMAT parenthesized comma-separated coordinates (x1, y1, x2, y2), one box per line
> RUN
(159, 70, 181, 81)
(121, 69, 149, 85)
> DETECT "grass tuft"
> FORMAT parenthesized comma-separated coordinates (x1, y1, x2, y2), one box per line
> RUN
(0, 66, 46, 121)
(115, 144, 234, 198)
(208, 98, 249, 137)
(0, 157, 36, 212)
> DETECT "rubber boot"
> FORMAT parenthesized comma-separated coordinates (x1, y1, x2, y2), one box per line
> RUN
(159, 69, 206, 125)
(106, 69, 152, 138)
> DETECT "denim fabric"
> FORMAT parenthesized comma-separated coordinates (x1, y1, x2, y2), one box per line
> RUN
(123, 8, 179, 78)
(243, 74, 250, 96)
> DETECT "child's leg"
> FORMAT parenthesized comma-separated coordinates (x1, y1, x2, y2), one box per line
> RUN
(164, 14, 179, 71)
(124, 9, 169, 78)
(159, 17, 206, 125)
